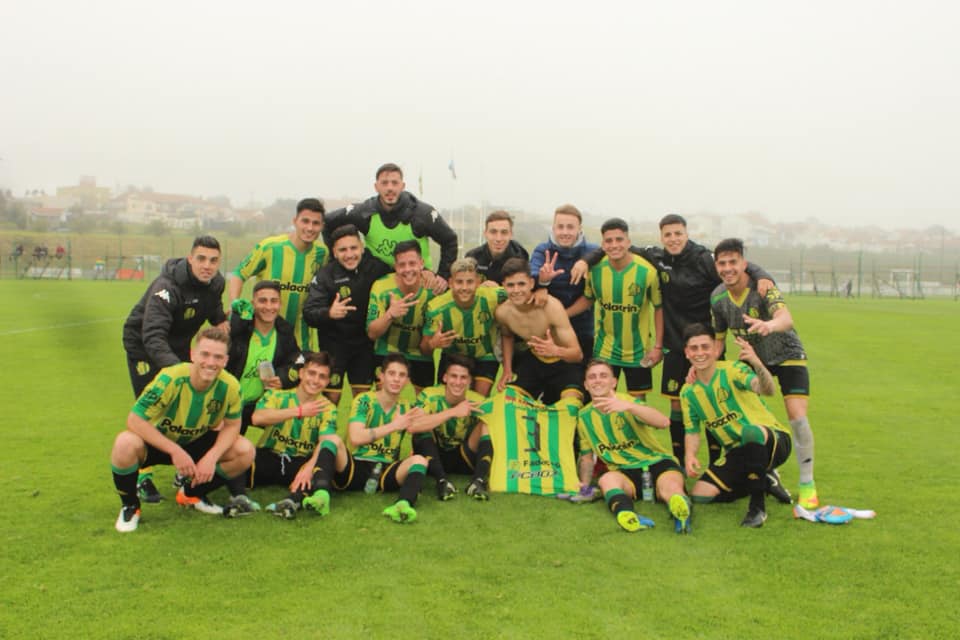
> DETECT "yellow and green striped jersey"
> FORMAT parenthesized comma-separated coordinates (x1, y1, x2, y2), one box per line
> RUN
(680, 361, 788, 451)
(577, 392, 676, 469)
(415, 385, 485, 450)
(423, 287, 506, 361)
(132, 363, 242, 446)
(584, 255, 661, 366)
(239, 328, 276, 404)
(367, 275, 435, 361)
(349, 391, 414, 463)
(477, 386, 581, 496)
(233, 234, 329, 350)
(255, 388, 337, 457)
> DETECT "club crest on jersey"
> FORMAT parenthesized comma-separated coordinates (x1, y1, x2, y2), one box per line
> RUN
(154, 289, 171, 303)
(611, 413, 626, 430)
(477, 311, 491, 324)
(338, 286, 351, 299)
(330, 373, 343, 387)
(183, 308, 196, 320)
(205, 399, 223, 415)
(748, 308, 760, 318)
(660, 272, 670, 284)
(136, 361, 151, 375)
(627, 282, 641, 297)
(717, 388, 730, 402)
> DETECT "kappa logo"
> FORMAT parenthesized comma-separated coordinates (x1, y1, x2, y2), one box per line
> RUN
(430, 209, 439, 222)
(205, 399, 223, 415)
(183, 308, 196, 320)
(154, 289, 171, 303)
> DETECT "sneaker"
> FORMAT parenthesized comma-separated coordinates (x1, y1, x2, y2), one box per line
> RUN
(741, 506, 767, 528)
(172, 474, 187, 489)
(223, 494, 258, 518)
(383, 499, 418, 524)
(765, 470, 792, 504)
(302, 489, 331, 516)
(115, 505, 141, 533)
(266, 498, 298, 520)
(569, 485, 602, 504)
(798, 482, 819, 509)
(616, 510, 652, 533)
(175, 488, 223, 515)
(137, 476, 164, 503)
(465, 478, 490, 501)
(669, 494, 692, 534)
(437, 479, 457, 501)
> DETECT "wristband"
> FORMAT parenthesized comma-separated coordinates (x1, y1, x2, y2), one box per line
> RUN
(298, 405, 303, 419)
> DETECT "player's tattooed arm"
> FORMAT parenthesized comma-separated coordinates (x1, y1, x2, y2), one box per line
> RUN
(736, 337, 776, 396)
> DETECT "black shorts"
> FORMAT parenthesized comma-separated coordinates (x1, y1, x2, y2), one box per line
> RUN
(338, 454, 413, 493)
(438, 354, 499, 386)
(326, 338, 376, 390)
(511, 349, 583, 404)
(768, 363, 810, 397)
(700, 428, 792, 499)
(660, 349, 690, 398)
(609, 364, 653, 395)
(126, 355, 160, 398)
(617, 459, 683, 501)
(437, 444, 477, 475)
(142, 430, 219, 467)
(375, 355, 435, 389)
(249, 448, 311, 489)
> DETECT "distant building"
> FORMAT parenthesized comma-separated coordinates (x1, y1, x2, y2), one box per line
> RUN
(56, 176, 111, 211)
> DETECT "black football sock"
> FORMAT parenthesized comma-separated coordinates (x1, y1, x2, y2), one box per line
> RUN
(112, 463, 140, 508)
(398, 463, 426, 506)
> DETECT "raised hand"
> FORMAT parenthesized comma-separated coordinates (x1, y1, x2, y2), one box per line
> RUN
(329, 292, 357, 320)
(538, 251, 566, 284)
(742, 314, 772, 336)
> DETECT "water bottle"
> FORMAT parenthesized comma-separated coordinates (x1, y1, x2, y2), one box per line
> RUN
(364, 462, 383, 494)
(641, 467, 654, 502)
(258, 360, 276, 381)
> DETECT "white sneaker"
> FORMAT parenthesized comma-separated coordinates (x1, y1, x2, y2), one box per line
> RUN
(176, 488, 223, 515)
(115, 505, 141, 532)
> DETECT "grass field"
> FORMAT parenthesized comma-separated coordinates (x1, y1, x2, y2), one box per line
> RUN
(1, 281, 957, 639)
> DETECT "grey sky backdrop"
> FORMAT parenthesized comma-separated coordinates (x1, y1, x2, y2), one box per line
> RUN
(2, 1, 958, 230)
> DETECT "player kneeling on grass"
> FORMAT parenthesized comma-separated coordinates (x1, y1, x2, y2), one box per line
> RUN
(577, 359, 691, 534)
(248, 351, 348, 520)
(410, 354, 495, 501)
(110, 328, 255, 532)
(345, 354, 429, 524)
(681, 324, 793, 528)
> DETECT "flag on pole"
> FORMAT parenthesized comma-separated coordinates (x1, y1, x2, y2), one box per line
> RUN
(448, 158, 457, 180)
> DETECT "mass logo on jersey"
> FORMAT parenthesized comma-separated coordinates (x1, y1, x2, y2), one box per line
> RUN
(205, 399, 223, 414)
(154, 289, 171, 303)
(184, 308, 196, 320)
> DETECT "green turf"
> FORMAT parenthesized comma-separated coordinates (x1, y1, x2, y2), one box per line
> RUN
(1, 281, 957, 638)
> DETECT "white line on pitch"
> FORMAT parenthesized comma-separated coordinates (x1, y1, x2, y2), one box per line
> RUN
(0, 317, 122, 336)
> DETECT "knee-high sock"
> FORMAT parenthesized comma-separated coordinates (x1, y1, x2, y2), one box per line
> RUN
(472, 435, 493, 482)
(399, 463, 426, 506)
(743, 442, 767, 511)
(669, 410, 685, 464)
(790, 416, 815, 484)
(113, 463, 140, 508)
(413, 434, 446, 482)
(604, 488, 634, 516)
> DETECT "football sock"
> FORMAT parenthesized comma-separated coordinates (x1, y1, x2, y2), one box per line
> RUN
(472, 435, 493, 482)
(112, 463, 140, 508)
(790, 416, 815, 484)
(137, 466, 155, 484)
(744, 441, 767, 511)
(604, 488, 634, 516)
(399, 463, 426, 506)
(669, 410, 685, 463)
(311, 441, 339, 491)
(706, 430, 723, 465)
(225, 472, 248, 497)
(412, 434, 446, 482)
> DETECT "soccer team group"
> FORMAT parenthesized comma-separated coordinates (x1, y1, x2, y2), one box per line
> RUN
(110, 162, 820, 534)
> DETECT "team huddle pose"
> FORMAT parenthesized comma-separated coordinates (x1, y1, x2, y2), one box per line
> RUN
(111, 162, 820, 534)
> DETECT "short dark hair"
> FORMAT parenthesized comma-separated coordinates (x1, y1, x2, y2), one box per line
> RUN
(683, 322, 714, 345)
(500, 257, 531, 281)
(301, 350, 333, 371)
(376, 163, 404, 180)
(714, 238, 745, 258)
(393, 239, 422, 258)
(659, 214, 687, 229)
(584, 358, 615, 376)
(444, 353, 475, 376)
(554, 204, 582, 222)
(600, 218, 629, 234)
(192, 235, 221, 252)
(196, 326, 229, 348)
(296, 198, 325, 219)
(252, 279, 281, 295)
(485, 210, 513, 229)
(381, 352, 410, 373)
(330, 224, 362, 247)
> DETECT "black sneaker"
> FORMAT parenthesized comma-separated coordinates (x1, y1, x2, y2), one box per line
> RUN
(465, 478, 489, 501)
(224, 494, 259, 518)
(437, 479, 457, 501)
(741, 506, 767, 528)
(137, 476, 164, 503)
(765, 470, 792, 504)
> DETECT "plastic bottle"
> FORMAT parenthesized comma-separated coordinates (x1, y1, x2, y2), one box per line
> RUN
(364, 462, 383, 494)
(641, 467, 654, 502)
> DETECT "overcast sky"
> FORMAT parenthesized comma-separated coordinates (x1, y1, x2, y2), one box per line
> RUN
(2, 1, 958, 230)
